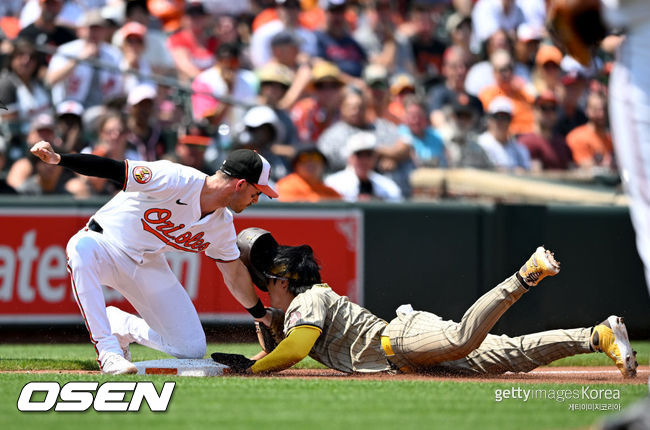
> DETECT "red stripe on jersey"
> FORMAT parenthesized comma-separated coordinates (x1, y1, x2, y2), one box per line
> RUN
(66, 261, 102, 369)
(122, 160, 129, 192)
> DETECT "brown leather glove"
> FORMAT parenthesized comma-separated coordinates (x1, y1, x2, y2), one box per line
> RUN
(255, 307, 285, 353)
(546, 0, 607, 66)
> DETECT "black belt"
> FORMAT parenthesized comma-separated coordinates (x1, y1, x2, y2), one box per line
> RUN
(88, 219, 103, 234)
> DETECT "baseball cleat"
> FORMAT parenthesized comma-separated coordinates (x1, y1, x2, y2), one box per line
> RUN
(518, 246, 561, 287)
(101, 352, 137, 375)
(591, 316, 638, 378)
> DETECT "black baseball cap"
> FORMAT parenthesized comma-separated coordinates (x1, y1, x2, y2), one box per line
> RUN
(220, 149, 279, 198)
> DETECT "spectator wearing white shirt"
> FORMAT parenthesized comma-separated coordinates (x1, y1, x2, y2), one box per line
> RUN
(477, 96, 531, 173)
(45, 10, 123, 108)
(0, 38, 53, 138)
(325, 131, 402, 202)
(191, 43, 257, 136)
(111, 0, 175, 76)
(249, 0, 317, 69)
(470, 0, 525, 52)
(19, 0, 85, 30)
(117, 22, 156, 94)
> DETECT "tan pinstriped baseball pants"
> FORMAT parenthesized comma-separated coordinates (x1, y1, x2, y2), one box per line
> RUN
(384, 274, 592, 373)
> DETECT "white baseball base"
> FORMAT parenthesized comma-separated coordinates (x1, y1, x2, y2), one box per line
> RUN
(134, 359, 228, 376)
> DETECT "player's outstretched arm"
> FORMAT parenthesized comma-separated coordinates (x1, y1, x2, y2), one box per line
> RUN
(250, 325, 320, 374)
(217, 259, 273, 326)
(30, 140, 126, 186)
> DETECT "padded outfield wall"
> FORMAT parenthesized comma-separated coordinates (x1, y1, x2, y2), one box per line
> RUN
(0, 197, 648, 337)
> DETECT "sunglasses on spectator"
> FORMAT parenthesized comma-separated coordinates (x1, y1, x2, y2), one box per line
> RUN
(537, 104, 557, 112)
(497, 65, 513, 73)
(125, 36, 144, 45)
(297, 153, 325, 163)
(218, 55, 240, 67)
(353, 150, 375, 158)
(369, 81, 389, 90)
(454, 111, 473, 120)
(314, 81, 342, 90)
(491, 113, 512, 121)
(281, 1, 301, 9)
(542, 62, 560, 70)
(328, 5, 346, 14)
(15, 51, 37, 61)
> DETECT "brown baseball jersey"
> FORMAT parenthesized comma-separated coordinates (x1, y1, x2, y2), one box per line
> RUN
(282, 276, 594, 375)
(283, 284, 392, 373)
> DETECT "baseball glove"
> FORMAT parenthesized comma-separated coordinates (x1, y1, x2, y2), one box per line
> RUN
(546, 0, 607, 66)
(255, 307, 286, 353)
(211, 352, 256, 374)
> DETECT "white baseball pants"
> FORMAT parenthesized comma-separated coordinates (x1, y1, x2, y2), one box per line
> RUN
(609, 23, 650, 297)
(66, 229, 206, 367)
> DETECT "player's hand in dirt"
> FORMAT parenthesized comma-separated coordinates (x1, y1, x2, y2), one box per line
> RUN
(211, 352, 255, 374)
(30, 141, 61, 165)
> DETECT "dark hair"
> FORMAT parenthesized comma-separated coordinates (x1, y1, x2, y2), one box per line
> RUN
(270, 245, 321, 295)
(4, 38, 42, 78)
(125, 0, 149, 18)
(216, 42, 241, 60)
(97, 110, 126, 135)
(401, 94, 428, 114)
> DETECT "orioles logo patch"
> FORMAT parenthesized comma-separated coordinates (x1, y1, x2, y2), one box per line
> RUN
(133, 166, 152, 184)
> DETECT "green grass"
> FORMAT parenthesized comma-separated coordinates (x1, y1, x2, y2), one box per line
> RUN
(0, 343, 326, 371)
(1, 343, 648, 430)
(2, 341, 649, 371)
(0, 374, 646, 430)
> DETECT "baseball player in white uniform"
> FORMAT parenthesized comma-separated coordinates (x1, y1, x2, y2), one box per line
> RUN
(603, 0, 650, 297)
(30, 141, 279, 374)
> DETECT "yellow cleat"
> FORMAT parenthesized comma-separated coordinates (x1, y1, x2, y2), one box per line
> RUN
(518, 246, 561, 287)
(591, 316, 638, 378)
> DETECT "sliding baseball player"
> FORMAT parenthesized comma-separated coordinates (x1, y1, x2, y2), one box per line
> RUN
(212, 230, 637, 377)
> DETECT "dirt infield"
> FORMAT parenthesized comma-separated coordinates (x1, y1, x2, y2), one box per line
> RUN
(270, 367, 650, 384)
(3, 367, 648, 384)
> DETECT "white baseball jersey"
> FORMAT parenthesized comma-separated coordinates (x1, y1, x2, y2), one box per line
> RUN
(47, 39, 124, 106)
(601, 0, 650, 31)
(92, 160, 240, 264)
(603, 0, 650, 296)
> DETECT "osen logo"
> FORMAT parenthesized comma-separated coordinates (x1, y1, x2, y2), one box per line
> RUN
(17, 381, 175, 412)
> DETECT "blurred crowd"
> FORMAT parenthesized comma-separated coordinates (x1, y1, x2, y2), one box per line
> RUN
(0, 0, 621, 202)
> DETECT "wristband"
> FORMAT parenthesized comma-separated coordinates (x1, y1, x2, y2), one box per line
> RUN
(246, 298, 266, 319)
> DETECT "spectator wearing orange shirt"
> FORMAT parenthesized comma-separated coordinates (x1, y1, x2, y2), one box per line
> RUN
(479, 49, 535, 136)
(276, 146, 342, 202)
(565, 91, 613, 169)
(387, 73, 416, 124)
